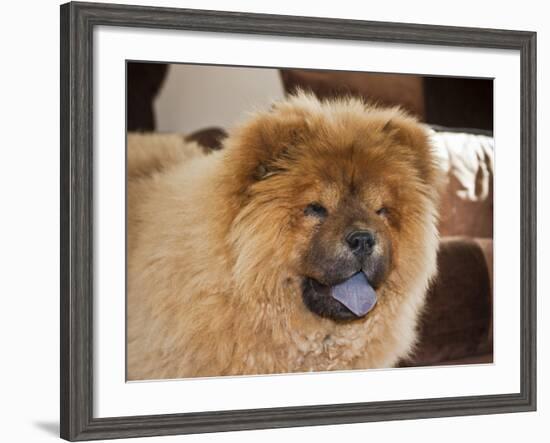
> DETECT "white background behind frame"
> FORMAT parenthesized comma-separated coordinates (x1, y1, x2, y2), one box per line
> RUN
(2, 0, 547, 442)
(94, 26, 520, 418)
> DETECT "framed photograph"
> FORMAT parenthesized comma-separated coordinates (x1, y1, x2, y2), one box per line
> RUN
(60, 1, 536, 441)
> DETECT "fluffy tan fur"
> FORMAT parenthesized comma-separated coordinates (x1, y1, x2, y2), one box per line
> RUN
(127, 93, 441, 380)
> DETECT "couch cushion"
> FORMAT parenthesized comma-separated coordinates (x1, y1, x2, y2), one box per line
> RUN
(400, 237, 493, 367)
(431, 129, 494, 238)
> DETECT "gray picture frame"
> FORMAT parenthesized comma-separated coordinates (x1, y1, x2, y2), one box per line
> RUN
(60, 2, 537, 441)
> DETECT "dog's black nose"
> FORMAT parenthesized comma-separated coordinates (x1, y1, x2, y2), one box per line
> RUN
(346, 230, 376, 257)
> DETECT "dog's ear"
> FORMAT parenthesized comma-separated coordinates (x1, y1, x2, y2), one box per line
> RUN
(253, 147, 291, 180)
(382, 117, 441, 190)
(233, 112, 308, 182)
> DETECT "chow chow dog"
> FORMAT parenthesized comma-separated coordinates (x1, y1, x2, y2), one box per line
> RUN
(127, 93, 441, 380)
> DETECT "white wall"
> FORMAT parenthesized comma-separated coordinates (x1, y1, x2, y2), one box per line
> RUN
(155, 65, 284, 133)
(1, 1, 547, 443)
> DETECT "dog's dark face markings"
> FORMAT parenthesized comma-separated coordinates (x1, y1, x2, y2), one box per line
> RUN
(299, 185, 395, 321)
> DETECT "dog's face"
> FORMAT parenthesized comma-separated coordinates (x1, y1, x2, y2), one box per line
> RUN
(224, 94, 440, 323)
(299, 178, 395, 321)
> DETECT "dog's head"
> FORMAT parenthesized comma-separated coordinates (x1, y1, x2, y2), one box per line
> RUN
(222, 93, 441, 322)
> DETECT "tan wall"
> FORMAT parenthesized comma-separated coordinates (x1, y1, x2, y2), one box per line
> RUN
(154, 64, 285, 134)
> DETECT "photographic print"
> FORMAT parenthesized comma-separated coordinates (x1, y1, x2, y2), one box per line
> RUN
(61, 2, 535, 440)
(126, 63, 494, 380)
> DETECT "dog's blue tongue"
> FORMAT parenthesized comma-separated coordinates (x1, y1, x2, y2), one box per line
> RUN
(330, 272, 377, 317)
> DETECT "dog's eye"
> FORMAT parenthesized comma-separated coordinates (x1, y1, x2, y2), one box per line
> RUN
(304, 202, 328, 218)
(376, 207, 389, 217)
